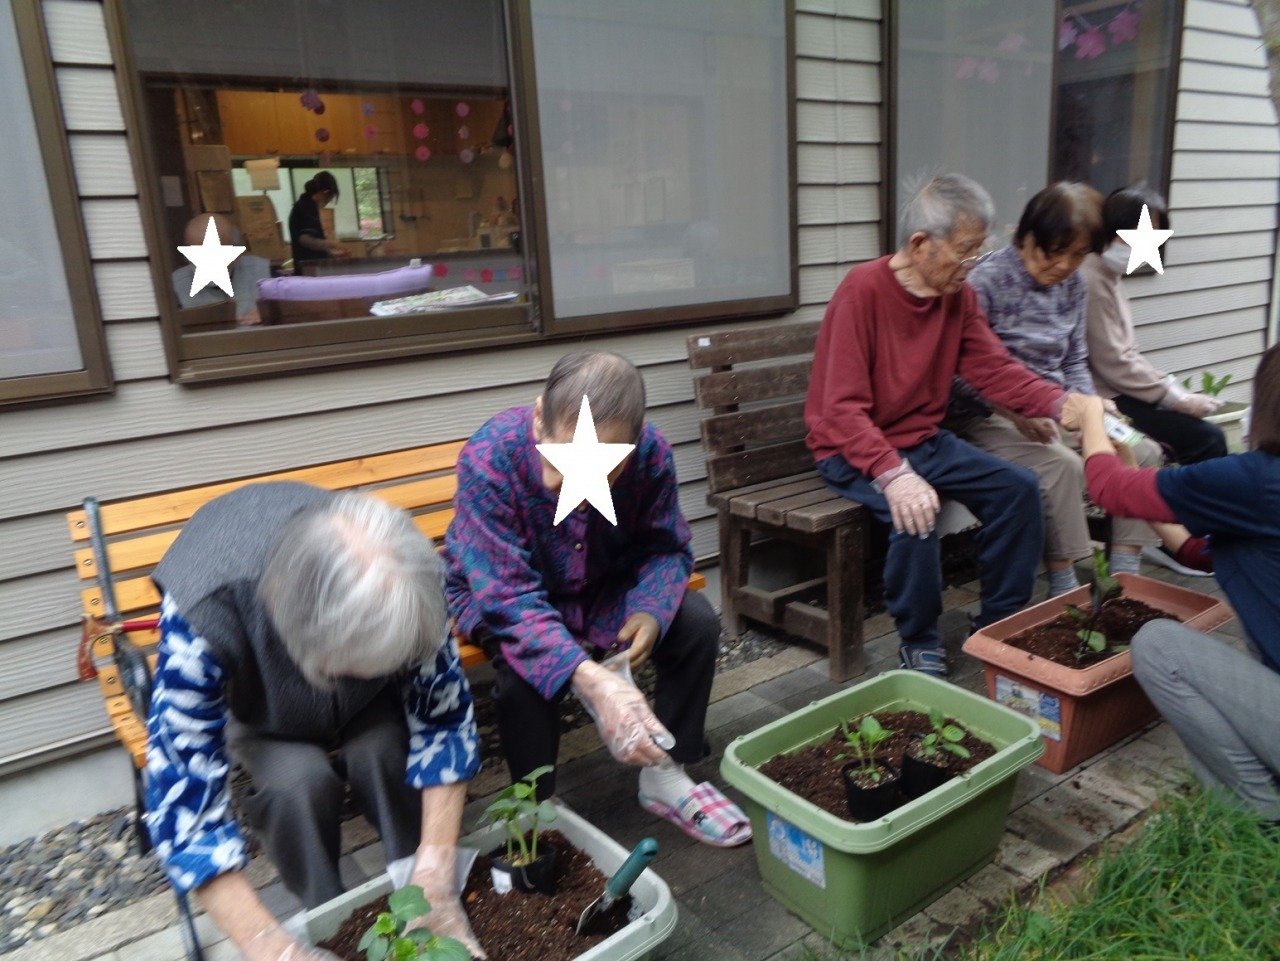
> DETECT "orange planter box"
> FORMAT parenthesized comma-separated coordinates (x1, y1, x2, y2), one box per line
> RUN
(961, 574, 1233, 773)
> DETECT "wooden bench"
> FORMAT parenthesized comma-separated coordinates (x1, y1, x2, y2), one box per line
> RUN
(69, 441, 706, 776)
(688, 322, 977, 682)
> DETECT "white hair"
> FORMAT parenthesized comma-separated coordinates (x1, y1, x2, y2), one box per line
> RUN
(896, 172, 995, 248)
(259, 493, 447, 687)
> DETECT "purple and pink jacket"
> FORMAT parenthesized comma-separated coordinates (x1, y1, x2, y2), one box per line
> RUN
(444, 406, 694, 700)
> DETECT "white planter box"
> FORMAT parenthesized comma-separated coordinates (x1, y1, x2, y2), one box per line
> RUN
(303, 803, 677, 961)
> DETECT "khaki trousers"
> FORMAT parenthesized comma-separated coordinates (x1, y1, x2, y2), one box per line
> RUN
(957, 414, 1161, 562)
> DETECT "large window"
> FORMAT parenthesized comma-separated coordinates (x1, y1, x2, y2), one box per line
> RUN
(113, 0, 796, 382)
(890, 0, 1181, 244)
(2, 0, 110, 406)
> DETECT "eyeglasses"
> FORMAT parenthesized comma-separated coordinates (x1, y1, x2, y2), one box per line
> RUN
(934, 239, 995, 271)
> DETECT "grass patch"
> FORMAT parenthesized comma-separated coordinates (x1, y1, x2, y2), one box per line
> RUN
(965, 787, 1279, 960)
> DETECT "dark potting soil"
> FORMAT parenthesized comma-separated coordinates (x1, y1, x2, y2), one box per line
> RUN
(756, 710, 997, 822)
(317, 831, 631, 961)
(1002, 597, 1178, 668)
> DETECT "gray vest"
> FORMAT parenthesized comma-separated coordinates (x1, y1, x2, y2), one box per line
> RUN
(152, 481, 391, 739)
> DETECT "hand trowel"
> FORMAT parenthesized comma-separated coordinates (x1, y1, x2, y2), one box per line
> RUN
(575, 837, 658, 935)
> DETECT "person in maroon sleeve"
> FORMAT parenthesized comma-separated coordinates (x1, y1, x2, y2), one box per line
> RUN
(805, 173, 1092, 678)
(1062, 346, 1280, 826)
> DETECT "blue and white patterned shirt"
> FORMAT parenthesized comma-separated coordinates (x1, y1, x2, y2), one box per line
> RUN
(144, 594, 479, 895)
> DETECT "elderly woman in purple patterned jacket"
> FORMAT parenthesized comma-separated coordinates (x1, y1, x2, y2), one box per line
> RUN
(445, 350, 751, 848)
(946, 182, 1165, 598)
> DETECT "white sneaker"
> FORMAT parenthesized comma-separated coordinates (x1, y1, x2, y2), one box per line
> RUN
(1142, 544, 1211, 578)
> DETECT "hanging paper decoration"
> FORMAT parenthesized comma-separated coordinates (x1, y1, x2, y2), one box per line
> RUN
(458, 125, 471, 139)
(1059, 19, 1078, 50)
(434, 263, 449, 277)
(362, 102, 376, 117)
(508, 265, 523, 281)
(411, 99, 425, 115)
(459, 149, 475, 164)
(413, 123, 430, 140)
(319, 151, 332, 166)
(1059, 2, 1141, 61)
(1108, 7, 1139, 43)
(315, 128, 330, 143)
(462, 268, 478, 282)
(1075, 25, 1106, 59)
(480, 268, 494, 283)
(300, 88, 324, 112)
(455, 102, 470, 118)
(415, 145, 432, 162)
(364, 124, 378, 140)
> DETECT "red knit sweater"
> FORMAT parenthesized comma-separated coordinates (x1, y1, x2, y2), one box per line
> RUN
(805, 256, 1066, 479)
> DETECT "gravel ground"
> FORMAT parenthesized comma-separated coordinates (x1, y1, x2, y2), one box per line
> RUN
(0, 535, 982, 955)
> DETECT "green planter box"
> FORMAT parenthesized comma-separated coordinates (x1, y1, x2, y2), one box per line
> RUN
(303, 803, 677, 961)
(720, 670, 1044, 947)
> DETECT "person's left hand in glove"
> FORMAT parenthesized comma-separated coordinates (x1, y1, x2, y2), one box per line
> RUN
(407, 844, 486, 959)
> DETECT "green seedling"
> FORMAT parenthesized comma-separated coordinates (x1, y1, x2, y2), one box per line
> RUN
(478, 764, 557, 866)
(1064, 548, 1126, 662)
(356, 885, 469, 961)
(836, 714, 895, 782)
(1181, 370, 1233, 397)
(919, 707, 970, 760)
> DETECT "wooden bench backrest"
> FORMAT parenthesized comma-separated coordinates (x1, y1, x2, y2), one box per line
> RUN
(67, 442, 465, 630)
(687, 322, 820, 495)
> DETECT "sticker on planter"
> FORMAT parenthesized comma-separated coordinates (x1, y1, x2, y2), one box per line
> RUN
(995, 675, 1062, 741)
(766, 811, 825, 888)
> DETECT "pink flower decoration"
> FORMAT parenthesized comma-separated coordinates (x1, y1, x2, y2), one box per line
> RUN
(415, 145, 431, 162)
(998, 31, 1027, 52)
(1075, 25, 1106, 59)
(978, 59, 1000, 83)
(458, 125, 470, 139)
(299, 88, 323, 111)
(434, 263, 449, 277)
(455, 102, 470, 118)
(463, 268, 478, 282)
(413, 123, 429, 139)
(313, 102, 325, 115)
(459, 149, 475, 164)
(509, 265, 523, 280)
(1109, 8, 1139, 44)
(481, 268, 494, 283)
(315, 128, 330, 143)
(1059, 20, 1078, 50)
(411, 99, 425, 115)
(364, 124, 378, 139)
(955, 57, 979, 80)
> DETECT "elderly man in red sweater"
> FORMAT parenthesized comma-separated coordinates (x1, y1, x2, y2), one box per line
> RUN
(806, 173, 1089, 678)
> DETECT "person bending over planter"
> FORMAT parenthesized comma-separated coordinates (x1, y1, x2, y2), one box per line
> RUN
(806, 173, 1091, 679)
(146, 483, 485, 960)
(1083, 185, 1227, 468)
(949, 181, 1163, 600)
(446, 350, 751, 848)
(1062, 349, 1280, 827)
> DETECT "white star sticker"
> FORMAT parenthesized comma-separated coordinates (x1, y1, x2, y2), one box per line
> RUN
(537, 395, 635, 526)
(1115, 204, 1174, 275)
(177, 216, 246, 297)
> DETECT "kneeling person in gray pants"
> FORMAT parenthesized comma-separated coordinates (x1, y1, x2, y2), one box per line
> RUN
(146, 483, 486, 960)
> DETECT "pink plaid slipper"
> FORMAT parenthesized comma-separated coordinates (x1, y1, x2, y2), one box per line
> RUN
(639, 781, 752, 848)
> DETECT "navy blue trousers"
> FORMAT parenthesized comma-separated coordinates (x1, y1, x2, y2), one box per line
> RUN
(816, 430, 1044, 647)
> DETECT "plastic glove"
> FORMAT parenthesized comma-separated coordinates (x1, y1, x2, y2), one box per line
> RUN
(244, 926, 341, 961)
(571, 660, 671, 766)
(408, 844, 487, 959)
(881, 470, 940, 538)
(1171, 393, 1222, 418)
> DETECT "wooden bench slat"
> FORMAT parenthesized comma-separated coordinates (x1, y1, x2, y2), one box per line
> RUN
(756, 488, 847, 527)
(694, 361, 811, 410)
(67, 442, 466, 541)
(687, 322, 820, 370)
(706, 440, 814, 495)
(75, 477, 460, 580)
(700, 402, 807, 454)
(728, 476, 827, 519)
(707, 471, 821, 510)
(783, 497, 865, 534)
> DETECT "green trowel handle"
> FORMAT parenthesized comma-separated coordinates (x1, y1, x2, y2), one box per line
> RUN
(605, 837, 658, 901)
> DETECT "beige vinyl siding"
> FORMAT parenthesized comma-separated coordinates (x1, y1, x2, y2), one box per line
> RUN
(0, 0, 883, 773)
(1123, 0, 1279, 407)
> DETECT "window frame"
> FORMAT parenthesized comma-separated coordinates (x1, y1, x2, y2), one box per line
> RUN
(883, 0, 1184, 253)
(106, 0, 799, 384)
(1, 0, 113, 408)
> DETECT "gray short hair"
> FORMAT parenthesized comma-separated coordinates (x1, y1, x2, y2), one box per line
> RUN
(541, 350, 646, 439)
(896, 173, 995, 248)
(259, 493, 447, 687)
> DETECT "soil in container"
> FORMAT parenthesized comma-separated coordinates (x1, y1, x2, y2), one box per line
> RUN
(758, 710, 996, 822)
(1002, 597, 1179, 668)
(317, 831, 632, 961)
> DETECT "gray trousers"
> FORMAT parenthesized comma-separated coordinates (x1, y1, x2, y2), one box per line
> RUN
(228, 687, 422, 908)
(957, 415, 1160, 560)
(1131, 619, 1280, 820)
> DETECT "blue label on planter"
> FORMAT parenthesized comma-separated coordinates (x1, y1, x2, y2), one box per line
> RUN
(766, 811, 825, 888)
(995, 675, 1062, 741)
